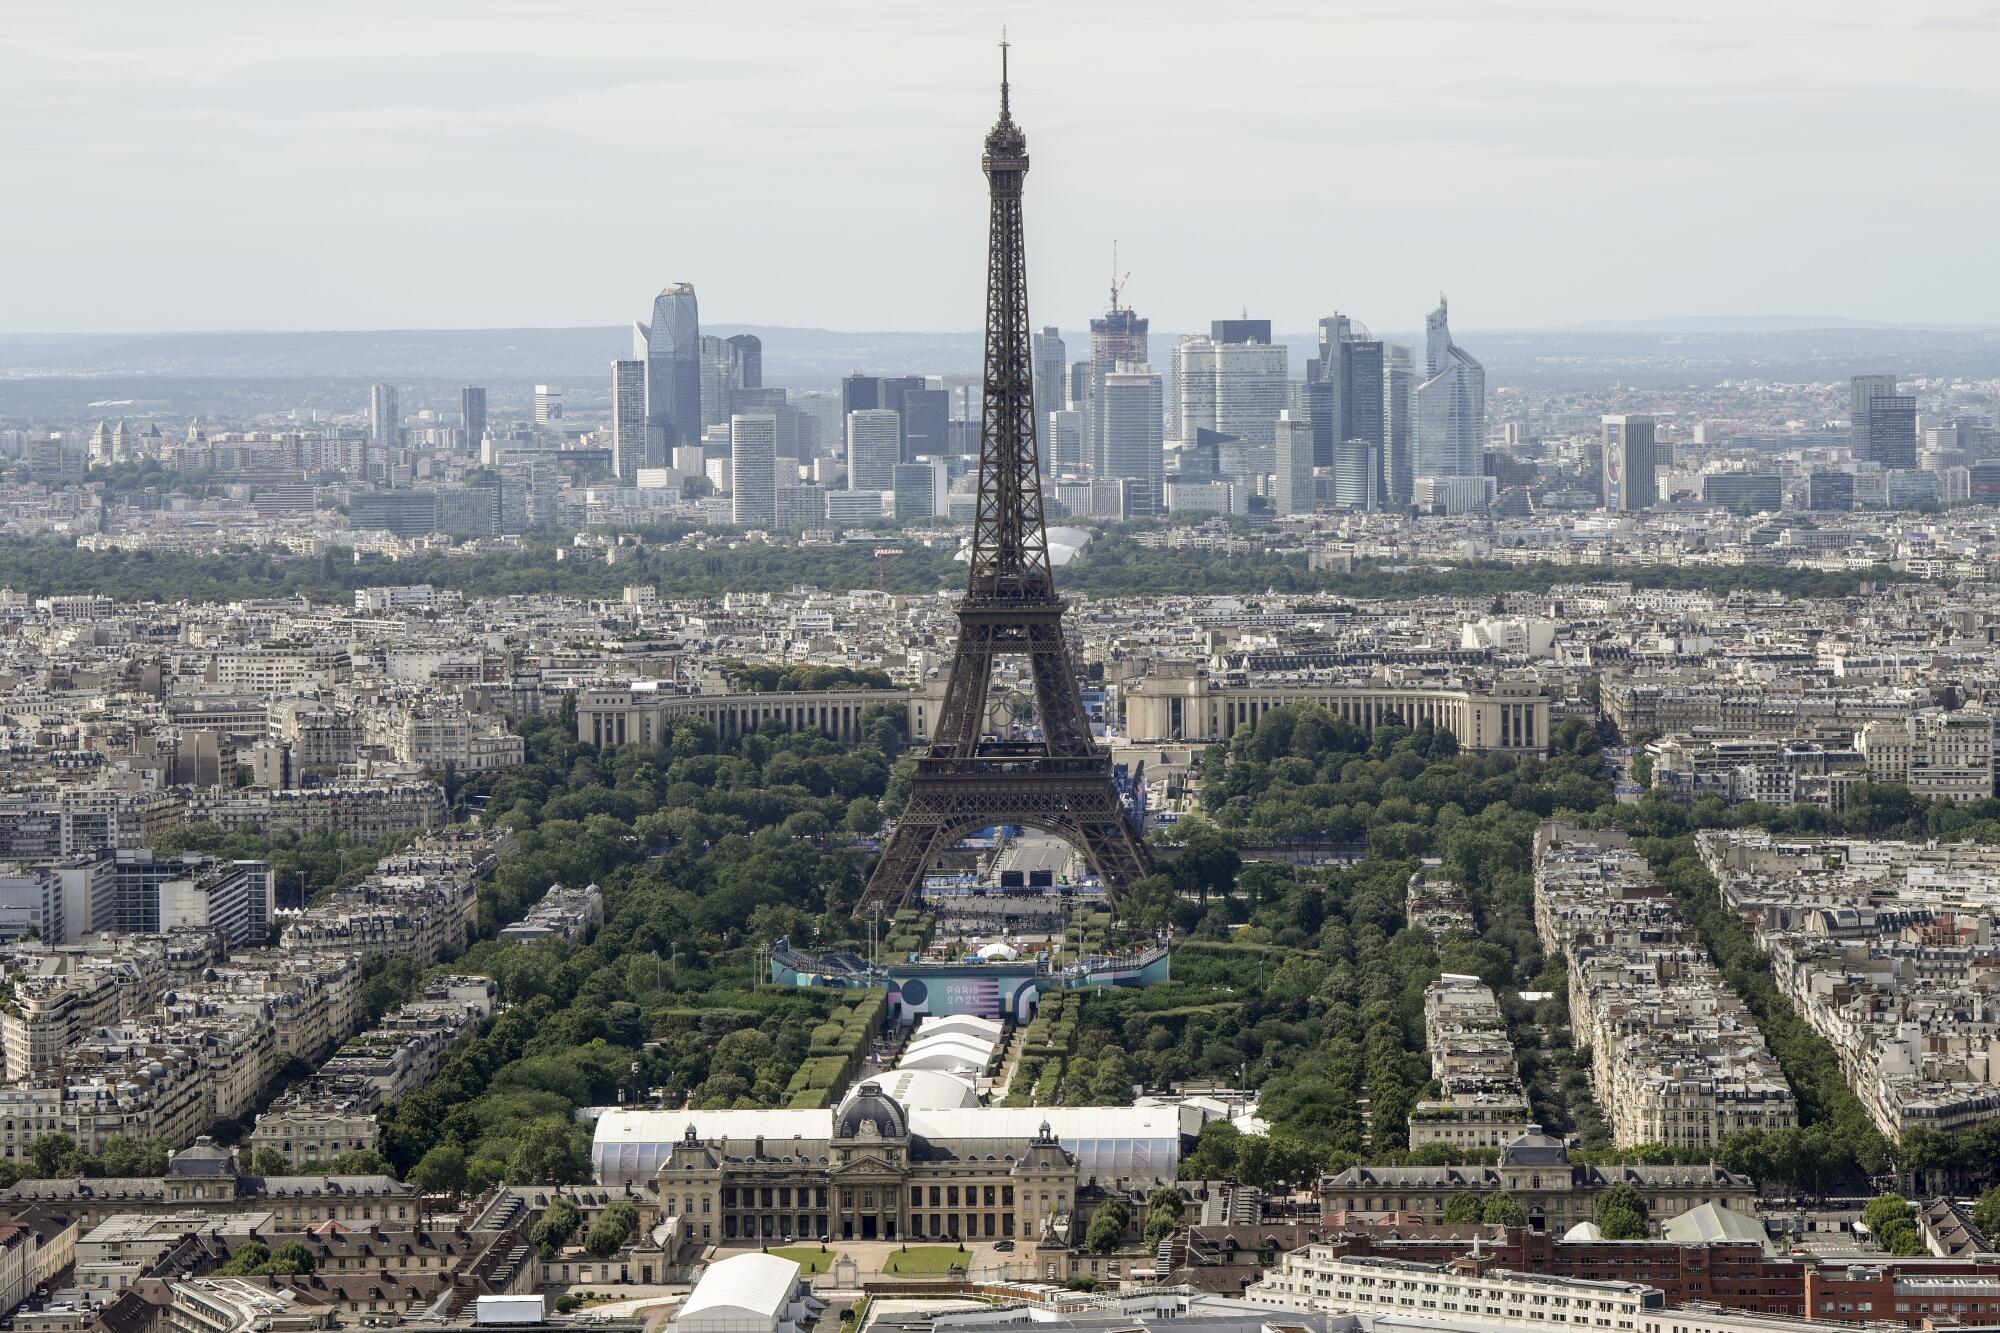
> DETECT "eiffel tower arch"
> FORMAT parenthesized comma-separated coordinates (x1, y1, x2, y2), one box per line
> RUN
(857, 45, 1151, 918)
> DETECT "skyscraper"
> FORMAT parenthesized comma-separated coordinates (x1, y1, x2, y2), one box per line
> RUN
(841, 373, 881, 418)
(1413, 297, 1485, 478)
(533, 384, 563, 426)
(901, 387, 952, 457)
(1851, 374, 1916, 469)
(610, 360, 649, 480)
(1033, 327, 1066, 464)
(459, 387, 487, 457)
(1334, 437, 1381, 512)
(877, 376, 927, 461)
(1176, 336, 1288, 452)
(1090, 304, 1148, 474)
(1383, 343, 1415, 505)
(1046, 409, 1083, 474)
(1100, 362, 1165, 515)
(893, 461, 947, 523)
(846, 409, 902, 491)
(1310, 313, 1385, 491)
(636, 283, 700, 456)
(1274, 411, 1316, 516)
(730, 413, 777, 527)
(726, 334, 763, 390)
(369, 384, 400, 451)
(1211, 318, 1272, 345)
(1601, 414, 1657, 511)
(1064, 361, 1094, 469)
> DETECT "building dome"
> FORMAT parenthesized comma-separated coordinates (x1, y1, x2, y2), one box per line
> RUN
(833, 1082, 908, 1140)
(1499, 1125, 1570, 1168)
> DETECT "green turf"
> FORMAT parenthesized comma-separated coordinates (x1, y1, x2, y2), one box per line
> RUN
(769, 1246, 838, 1275)
(883, 1245, 973, 1275)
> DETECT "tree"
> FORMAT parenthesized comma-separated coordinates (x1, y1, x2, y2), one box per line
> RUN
(1142, 1186, 1184, 1246)
(1179, 1121, 1242, 1180)
(1971, 1187, 2000, 1241)
(1482, 1193, 1527, 1226)
(1595, 1183, 1649, 1240)
(325, 1148, 392, 1175)
(266, 1242, 318, 1275)
(1168, 825, 1241, 901)
(97, 1136, 171, 1178)
(409, 1144, 471, 1197)
(1084, 1200, 1130, 1255)
(1877, 1218, 1924, 1256)
(1444, 1191, 1484, 1224)
(533, 1197, 583, 1259)
(586, 1201, 642, 1257)
(217, 1242, 271, 1276)
(27, 1133, 77, 1179)
(506, 1117, 590, 1185)
(1862, 1194, 1912, 1237)
(1860, 1195, 1925, 1256)
(251, 1148, 292, 1177)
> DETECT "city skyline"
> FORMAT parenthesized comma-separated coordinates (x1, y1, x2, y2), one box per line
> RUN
(6, 1, 1999, 335)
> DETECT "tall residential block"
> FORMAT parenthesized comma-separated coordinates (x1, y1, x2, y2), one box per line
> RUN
(610, 360, 649, 480)
(1601, 414, 1658, 511)
(1274, 411, 1316, 516)
(1383, 342, 1416, 505)
(369, 384, 400, 450)
(729, 413, 777, 527)
(459, 387, 487, 456)
(846, 409, 902, 491)
(1851, 374, 1916, 469)
(1099, 362, 1165, 516)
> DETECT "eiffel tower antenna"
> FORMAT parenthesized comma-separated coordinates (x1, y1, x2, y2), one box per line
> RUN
(857, 44, 1151, 918)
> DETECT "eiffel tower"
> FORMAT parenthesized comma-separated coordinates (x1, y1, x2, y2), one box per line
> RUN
(858, 42, 1152, 917)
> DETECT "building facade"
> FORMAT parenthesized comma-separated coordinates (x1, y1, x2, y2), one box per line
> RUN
(1122, 671, 1549, 752)
(650, 1085, 1077, 1245)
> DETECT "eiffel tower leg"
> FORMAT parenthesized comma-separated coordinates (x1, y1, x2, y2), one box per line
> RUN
(860, 806, 949, 916)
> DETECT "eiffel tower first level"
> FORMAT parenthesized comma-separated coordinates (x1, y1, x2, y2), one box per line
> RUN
(856, 47, 1151, 918)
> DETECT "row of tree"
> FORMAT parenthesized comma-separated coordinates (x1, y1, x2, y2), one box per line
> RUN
(0, 533, 1908, 608)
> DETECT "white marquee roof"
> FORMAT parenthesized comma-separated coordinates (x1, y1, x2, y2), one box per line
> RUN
(677, 1252, 800, 1323)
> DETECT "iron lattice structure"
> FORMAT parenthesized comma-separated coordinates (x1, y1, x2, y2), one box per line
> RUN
(857, 50, 1151, 918)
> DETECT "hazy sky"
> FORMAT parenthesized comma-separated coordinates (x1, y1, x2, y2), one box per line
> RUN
(7, 0, 1998, 335)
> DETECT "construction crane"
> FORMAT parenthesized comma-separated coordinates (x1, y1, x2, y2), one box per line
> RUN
(874, 546, 903, 590)
(1109, 238, 1131, 313)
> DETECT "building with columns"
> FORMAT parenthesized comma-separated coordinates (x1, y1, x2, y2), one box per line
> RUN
(575, 683, 941, 749)
(1121, 668, 1550, 752)
(645, 1083, 1078, 1245)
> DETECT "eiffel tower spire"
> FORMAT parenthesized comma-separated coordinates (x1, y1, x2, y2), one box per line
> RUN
(858, 45, 1152, 918)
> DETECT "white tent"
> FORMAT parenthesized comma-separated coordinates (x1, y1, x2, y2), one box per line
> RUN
(593, 1104, 1182, 1186)
(672, 1253, 803, 1333)
(842, 1068, 981, 1112)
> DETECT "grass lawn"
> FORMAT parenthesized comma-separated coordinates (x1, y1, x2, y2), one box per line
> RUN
(769, 1246, 838, 1275)
(882, 1245, 972, 1275)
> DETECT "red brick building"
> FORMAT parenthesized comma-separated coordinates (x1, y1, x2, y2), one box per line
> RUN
(1804, 1261, 2000, 1324)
